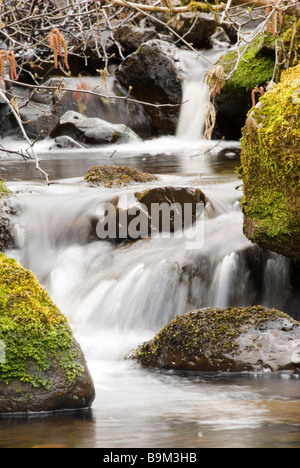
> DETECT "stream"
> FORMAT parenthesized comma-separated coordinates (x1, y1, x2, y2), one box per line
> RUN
(0, 134, 299, 448)
(0, 38, 299, 448)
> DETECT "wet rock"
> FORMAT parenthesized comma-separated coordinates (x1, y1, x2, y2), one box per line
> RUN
(95, 185, 207, 242)
(0, 182, 15, 252)
(115, 24, 159, 54)
(135, 186, 207, 232)
(49, 135, 86, 150)
(132, 306, 300, 373)
(116, 39, 184, 135)
(51, 111, 141, 145)
(0, 254, 95, 413)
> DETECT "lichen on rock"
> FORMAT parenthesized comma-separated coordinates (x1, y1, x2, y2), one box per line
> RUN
(240, 63, 300, 261)
(132, 306, 300, 372)
(0, 253, 95, 413)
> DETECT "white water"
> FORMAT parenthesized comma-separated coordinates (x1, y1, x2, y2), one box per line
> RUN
(176, 80, 209, 140)
(3, 162, 299, 448)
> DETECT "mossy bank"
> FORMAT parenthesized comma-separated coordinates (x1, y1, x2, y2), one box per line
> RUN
(132, 306, 300, 372)
(0, 254, 95, 413)
(240, 64, 300, 261)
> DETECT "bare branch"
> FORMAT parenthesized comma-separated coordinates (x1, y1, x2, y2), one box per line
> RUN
(0, 88, 50, 185)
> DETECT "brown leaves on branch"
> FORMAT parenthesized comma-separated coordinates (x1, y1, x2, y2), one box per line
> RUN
(49, 29, 69, 70)
(0, 50, 18, 82)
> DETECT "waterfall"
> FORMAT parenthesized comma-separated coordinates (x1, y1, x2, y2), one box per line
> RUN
(176, 79, 209, 140)
(212, 252, 239, 308)
(7, 178, 298, 339)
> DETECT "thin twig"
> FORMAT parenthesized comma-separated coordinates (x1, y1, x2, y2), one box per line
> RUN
(0, 88, 50, 185)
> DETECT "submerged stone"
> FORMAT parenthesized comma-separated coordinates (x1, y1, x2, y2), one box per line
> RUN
(0, 254, 95, 413)
(132, 306, 300, 373)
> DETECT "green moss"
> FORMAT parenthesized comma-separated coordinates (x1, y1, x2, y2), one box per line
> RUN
(84, 165, 158, 188)
(277, 18, 300, 78)
(180, 0, 212, 12)
(133, 306, 296, 369)
(222, 34, 275, 95)
(0, 180, 11, 198)
(240, 64, 300, 258)
(0, 254, 84, 388)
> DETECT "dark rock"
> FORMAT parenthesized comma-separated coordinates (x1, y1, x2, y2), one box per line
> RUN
(51, 111, 141, 145)
(214, 34, 275, 140)
(115, 24, 159, 54)
(132, 306, 300, 372)
(95, 185, 207, 242)
(0, 184, 15, 252)
(116, 39, 184, 135)
(169, 12, 218, 49)
(5, 77, 153, 140)
(0, 341, 95, 414)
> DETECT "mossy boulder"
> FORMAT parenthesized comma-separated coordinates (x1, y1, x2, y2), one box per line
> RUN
(240, 64, 300, 261)
(84, 165, 158, 188)
(132, 306, 300, 372)
(0, 254, 95, 413)
(214, 34, 275, 139)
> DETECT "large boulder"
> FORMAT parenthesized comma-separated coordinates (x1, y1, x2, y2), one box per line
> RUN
(240, 64, 300, 261)
(116, 39, 184, 135)
(0, 254, 95, 413)
(51, 111, 141, 145)
(132, 306, 300, 372)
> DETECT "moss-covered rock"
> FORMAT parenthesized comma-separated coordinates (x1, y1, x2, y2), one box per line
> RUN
(214, 34, 275, 139)
(240, 64, 300, 261)
(132, 306, 300, 372)
(84, 165, 158, 188)
(0, 181, 14, 253)
(0, 254, 95, 413)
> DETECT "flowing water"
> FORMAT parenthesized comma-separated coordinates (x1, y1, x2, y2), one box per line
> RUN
(0, 46, 299, 448)
(0, 135, 299, 449)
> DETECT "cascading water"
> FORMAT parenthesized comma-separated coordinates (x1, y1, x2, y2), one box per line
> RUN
(1, 48, 299, 448)
(176, 80, 209, 140)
